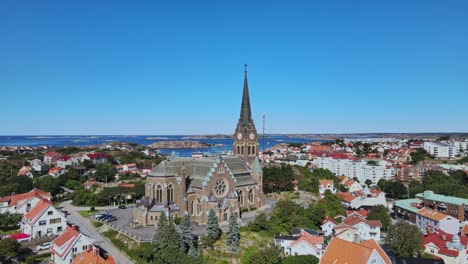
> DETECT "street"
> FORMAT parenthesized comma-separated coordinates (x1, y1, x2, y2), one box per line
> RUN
(59, 200, 134, 264)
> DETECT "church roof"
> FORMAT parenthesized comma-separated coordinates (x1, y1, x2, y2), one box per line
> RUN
(251, 157, 262, 174)
(239, 64, 253, 128)
(148, 155, 256, 189)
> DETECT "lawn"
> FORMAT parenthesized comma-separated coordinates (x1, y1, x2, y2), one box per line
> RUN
(78, 210, 97, 218)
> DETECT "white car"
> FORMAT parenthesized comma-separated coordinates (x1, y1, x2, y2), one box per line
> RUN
(36, 242, 52, 251)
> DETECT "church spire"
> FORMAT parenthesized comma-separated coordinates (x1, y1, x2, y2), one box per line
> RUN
(239, 64, 252, 127)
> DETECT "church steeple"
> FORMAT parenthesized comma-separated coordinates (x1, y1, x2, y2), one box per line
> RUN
(233, 64, 259, 164)
(239, 64, 252, 128)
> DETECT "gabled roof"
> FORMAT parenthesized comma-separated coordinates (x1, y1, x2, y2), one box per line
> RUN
(9, 188, 51, 206)
(337, 192, 357, 202)
(340, 215, 382, 228)
(71, 247, 116, 264)
(289, 231, 323, 250)
(346, 209, 369, 218)
(319, 179, 333, 187)
(423, 230, 468, 257)
(52, 225, 93, 258)
(321, 237, 391, 264)
(23, 198, 52, 224)
(322, 216, 337, 226)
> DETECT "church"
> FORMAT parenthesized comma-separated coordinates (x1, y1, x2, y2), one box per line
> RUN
(133, 66, 265, 226)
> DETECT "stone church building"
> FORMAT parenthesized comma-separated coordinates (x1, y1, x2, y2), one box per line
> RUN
(133, 66, 265, 226)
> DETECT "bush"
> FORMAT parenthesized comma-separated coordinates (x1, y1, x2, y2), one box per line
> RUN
(25, 256, 36, 264)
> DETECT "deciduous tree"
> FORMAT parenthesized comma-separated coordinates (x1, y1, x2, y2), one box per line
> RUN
(387, 221, 423, 257)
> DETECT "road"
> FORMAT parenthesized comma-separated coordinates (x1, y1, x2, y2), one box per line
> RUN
(59, 200, 134, 264)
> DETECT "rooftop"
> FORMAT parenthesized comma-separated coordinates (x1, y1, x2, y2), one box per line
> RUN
(416, 190, 468, 206)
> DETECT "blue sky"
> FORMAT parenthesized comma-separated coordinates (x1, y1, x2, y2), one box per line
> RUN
(1, 0, 467, 135)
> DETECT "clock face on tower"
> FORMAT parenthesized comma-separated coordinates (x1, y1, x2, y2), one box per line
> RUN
(237, 133, 243, 140)
(249, 133, 255, 140)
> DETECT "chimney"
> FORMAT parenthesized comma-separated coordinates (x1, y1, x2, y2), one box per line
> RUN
(442, 234, 447, 241)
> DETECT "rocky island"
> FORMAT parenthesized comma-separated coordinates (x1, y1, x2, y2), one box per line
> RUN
(148, 141, 212, 149)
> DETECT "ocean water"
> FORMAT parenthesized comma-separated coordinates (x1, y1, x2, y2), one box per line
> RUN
(0, 135, 327, 157)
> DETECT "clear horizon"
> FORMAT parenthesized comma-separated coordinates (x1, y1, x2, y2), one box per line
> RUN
(2, 1, 467, 135)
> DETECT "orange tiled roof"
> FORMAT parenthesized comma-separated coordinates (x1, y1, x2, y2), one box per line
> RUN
(417, 208, 449, 221)
(23, 198, 52, 224)
(342, 215, 382, 227)
(321, 237, 391, 264)
(9, 188, 51, 206)
(51, 226, 84, 258)
(71, 248, 116, 264)
(289, 231, 323, 249)
(337, 192, 356, 202)
(319, 179, 333, 187)
(346, 209, 369, 218)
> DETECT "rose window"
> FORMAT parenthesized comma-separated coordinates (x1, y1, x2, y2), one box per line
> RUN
(214, 178, 227, 196)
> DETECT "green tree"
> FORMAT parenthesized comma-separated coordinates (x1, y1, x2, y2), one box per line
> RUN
(226, 213, 240, 252)
(0, 212, 22, 231)
(410, 148, 427, 164)
(367, 205, 391, 231)
(94, 163, 116, 183)
(386, 221, 423, 257)
(0, 238, 20, 259)
(283, 255, 319, 264)
(179, 214, 197, 256)
(156, 221, 183, 264)
(205, 209, 220, 242)
(243, 245, 282, 264)
(153, 213, 168, 247)
(263, 165, 295, 193)
(246, 213, 270, 232)
(364, 179, 373, 187)
(34, 175, 61, 195)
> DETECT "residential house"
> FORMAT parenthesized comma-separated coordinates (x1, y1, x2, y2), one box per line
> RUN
(416, 190, 468, 221)
(51, 225, 95, 264)
(423, 230, 467, 264)
(320, 237, 391, 264)
(49, 167, 64, 177)
(337, 188, 386, 209)
(44, 152, 60, 164)
(57, 155, 74, 168)
(81, 153, 108, 165)
(333, 215, 382, 241)
(0, 188, 52, 213)
(71, 246, 116, 264)
(319, 179, 336, 198)
(416, 208, 460, 235)
(346, 209, 369, 219)
(275, 228, 324, 259)
(320, 216, 337, 236)
(29, 159, 49, 173)
(21, 198, 67, 239)
(17, 166, 34, 178)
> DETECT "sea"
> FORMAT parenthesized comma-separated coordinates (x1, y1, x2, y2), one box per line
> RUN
(0, 135, 329, 157)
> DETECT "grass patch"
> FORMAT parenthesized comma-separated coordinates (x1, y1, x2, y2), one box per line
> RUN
(79, 210, 97, 218)
(102, 229, 152, 263)
(92, 221, 104, 228)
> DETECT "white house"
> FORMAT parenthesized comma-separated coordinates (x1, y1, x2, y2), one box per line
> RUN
(57, 156, 74, 168)
(51, 225, 95, 264)
(333, 215, 382, 241)
(416, 208, 461, 235)
(29, 159, 49, 173)
(320, 216, 337, 236)
(423, 230, 467, 264)
(337, 188, 387, 209)
(0, 188, 52, 214)
(275, 229, 324, 259)
(81, 153, 108, 164)
(318, 179, 336, 198)
(21, 198, 67, 239)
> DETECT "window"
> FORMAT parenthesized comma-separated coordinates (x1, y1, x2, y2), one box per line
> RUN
(47, 228, 52, 234)
(50, 218, 61, 224)
(72, 247, 77, 253)
(82, 246, 87, 250)
(57, 226, 63, 232)
(47, 211, 53, 215)
(248, 189, 254, 203)
(156, 185, 163, 203)
(196, 198, 202, 215)
(237, 146, 240, 154)
(238, 190, 244, 206)
(39, 220, 46, 226)
(248, 146, 251, 155)
(252, 146, 255, 154)
(167, 184, 174, 203)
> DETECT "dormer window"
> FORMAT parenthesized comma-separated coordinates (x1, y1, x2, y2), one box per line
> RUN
(47, 211, 53, 215)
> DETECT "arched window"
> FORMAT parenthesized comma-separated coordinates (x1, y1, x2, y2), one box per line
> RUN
(238, 190, 244, 206)
(191, 201, 194, 215)
(248, 146, 251, 155)
(248, 189, 254, 203)
(223, 208, 228, 221)
(237, 146, 240, 154)
(150, 215, 153, 221)
(241, 146, 244, 154)
(252, 146, 255, 154)
(196, 198, 202, 215)
(156, 185, 162, 203)
(168, 184, 174, 203)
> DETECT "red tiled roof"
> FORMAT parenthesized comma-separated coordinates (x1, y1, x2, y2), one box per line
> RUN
(319, 179, 334, 187)
(9, 188, 51, 206)
(423, 230, 468, 257)
(322, 216, 338, 225)
(51, 225, 84, 258)
(0, 196, 11, 203)
(289, 231, 323, 250)
(49, 167, 63, 174)
(44, 151, 58, 157)
(71, 248, 116, 264)
(346, 209, 369, 218)
(23, 198, 52, 224)
(337, 192, 356, 202)
(340, 215, 382, 228)
(58, 155, 72, 161)
(86, 153, 107, 159)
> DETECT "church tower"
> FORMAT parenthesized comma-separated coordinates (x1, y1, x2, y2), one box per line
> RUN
(233, 65, 259, 164)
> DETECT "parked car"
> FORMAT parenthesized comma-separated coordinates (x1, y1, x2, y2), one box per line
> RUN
(36, 242, 52, 251)
(104, 216, 117, 223)
(118, 205, 126, 209)
(95, 212, 108, 219)
(100, 215, 114, 222)
(96, 213, 110, 220)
